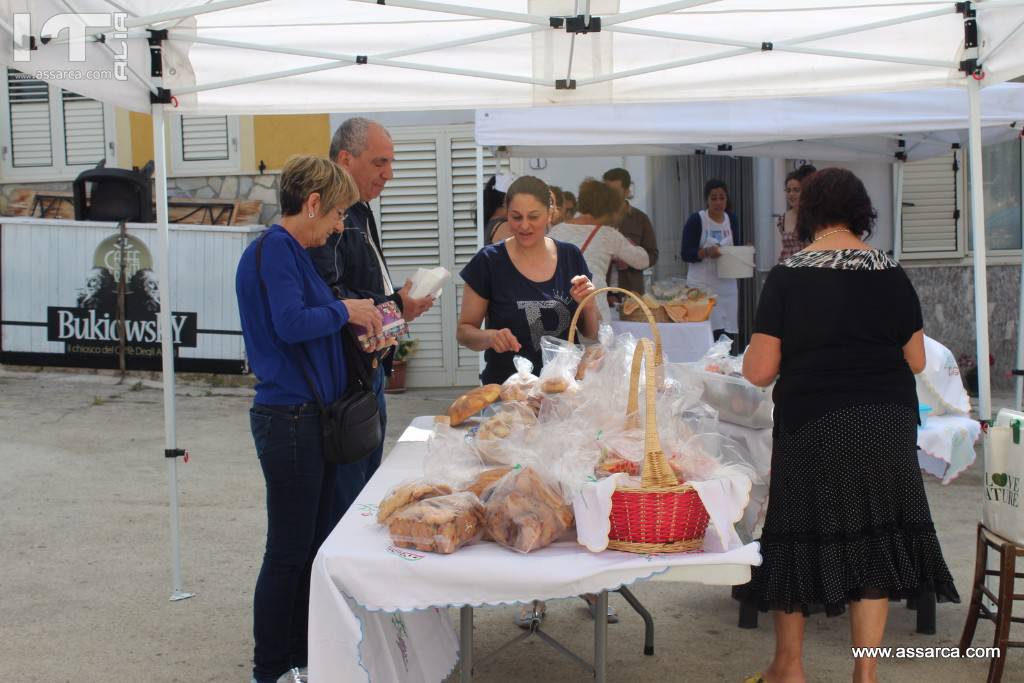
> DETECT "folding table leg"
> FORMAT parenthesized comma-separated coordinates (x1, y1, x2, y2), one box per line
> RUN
(594, 591, 608, 683)
(460, 605, 473, 683)
(617, 586, 654, 655)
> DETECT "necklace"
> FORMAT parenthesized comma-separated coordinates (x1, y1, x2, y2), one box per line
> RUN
(813, 228, 852, 242)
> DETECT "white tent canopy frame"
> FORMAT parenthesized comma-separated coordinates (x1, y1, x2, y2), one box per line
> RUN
(3, 0, 1022, 602)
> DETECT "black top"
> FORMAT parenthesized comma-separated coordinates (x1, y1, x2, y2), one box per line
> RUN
(755, 249, 923, 434)
(460, 240, 592, 385)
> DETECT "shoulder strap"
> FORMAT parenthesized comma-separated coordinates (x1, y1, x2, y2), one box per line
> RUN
(580, 225, 602, 253)
(254, 231, 327, 409)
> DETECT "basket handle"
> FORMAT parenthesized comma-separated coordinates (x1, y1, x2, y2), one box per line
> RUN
(628, 338, 680, 489)
(568, 286, 663, 365)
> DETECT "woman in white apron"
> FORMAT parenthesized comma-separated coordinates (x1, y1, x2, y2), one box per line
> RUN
(681, 179, 740, 345)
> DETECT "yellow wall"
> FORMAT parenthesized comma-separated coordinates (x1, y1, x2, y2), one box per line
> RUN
(129, 111, 154, 170)
(254, 114, 330, 171)
(126, 112, 328, 173)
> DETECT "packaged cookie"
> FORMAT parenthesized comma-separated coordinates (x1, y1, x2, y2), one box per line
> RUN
(377, 479, 453, 524)
(484, 467, 574, 553)
(386, 492, 485, 554)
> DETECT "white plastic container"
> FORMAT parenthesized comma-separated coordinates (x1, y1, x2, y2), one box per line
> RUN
(689, 365, 774, 429)
(717, 245, 756, 279)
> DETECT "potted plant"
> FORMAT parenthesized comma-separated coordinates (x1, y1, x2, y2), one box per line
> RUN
(385, 338, 418, 394)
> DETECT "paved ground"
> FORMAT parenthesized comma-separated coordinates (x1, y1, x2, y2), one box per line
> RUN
(0, 366, 1016, 682)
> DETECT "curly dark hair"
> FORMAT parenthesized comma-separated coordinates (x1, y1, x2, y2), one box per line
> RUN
(796, 167, 876, 242)
(785, 164, 817, 185)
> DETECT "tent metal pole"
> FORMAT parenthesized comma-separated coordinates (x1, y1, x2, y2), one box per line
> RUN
(967, 77, 993, 426)
(171, 52, 547, 97)
(982, 15, 1024, 64)
(63, 0, 270, 41)
(577, 47, 754, 86)
(776, 6, 955, 47)
(601, 0, 722, 27)
(893, 161, 904, 261)
(1016, 136, 1024, 410)
(152, 103, 193, 603)
(173, 25, 539, 67)
(351, 0, 549, 25)
(476, 145, 486, 379)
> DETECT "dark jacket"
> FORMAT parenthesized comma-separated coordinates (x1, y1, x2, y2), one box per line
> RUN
(308, 201, 402, 374)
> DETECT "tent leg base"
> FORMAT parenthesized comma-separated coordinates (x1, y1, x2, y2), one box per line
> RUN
(170, 591, 196, 602)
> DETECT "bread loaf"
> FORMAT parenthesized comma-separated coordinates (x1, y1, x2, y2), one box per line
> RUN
(377, 481, 453, 524)
(484, 467, 573, 553)
(446, 384, 502, 426)
(387, 492, 485, 554)
(465, 466, 513, 499)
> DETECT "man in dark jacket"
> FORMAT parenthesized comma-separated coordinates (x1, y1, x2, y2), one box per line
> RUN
(309, 117, 434, 503)
(603, 167, 658, 295)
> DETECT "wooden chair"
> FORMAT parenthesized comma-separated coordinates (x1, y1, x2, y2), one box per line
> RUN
(960, 522, 1024, 682)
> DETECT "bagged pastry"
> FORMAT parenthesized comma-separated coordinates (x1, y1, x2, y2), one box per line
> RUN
(377, 479, 453, 524)
(538, 336, 582, 394)
(500, 356, 541, 405)
(474, 403, 538, 466)
(386, 492, 485, 554)
(464, 466, 514, 500)
(446, 384, 502, 426)
(423, 417, 486, 489)
(484, 467, 574, 553)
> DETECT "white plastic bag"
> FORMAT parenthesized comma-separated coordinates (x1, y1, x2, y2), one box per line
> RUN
(985, 409, 1024, 545)
(915, 336, 970, 416)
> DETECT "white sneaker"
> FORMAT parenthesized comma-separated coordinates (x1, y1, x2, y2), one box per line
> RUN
(276, 668, 308, 683)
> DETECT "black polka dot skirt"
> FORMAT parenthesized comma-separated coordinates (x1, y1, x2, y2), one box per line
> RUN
(733, 403, 960, 616)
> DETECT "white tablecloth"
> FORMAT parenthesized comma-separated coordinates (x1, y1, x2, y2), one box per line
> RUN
(917, 414, 982, 484)
(609, 320, 714, 363)
(309, 417, 761, 683)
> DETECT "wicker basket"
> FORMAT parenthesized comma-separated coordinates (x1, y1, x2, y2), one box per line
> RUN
(606, 338, 710, 553)
(568, 286, 664, 367)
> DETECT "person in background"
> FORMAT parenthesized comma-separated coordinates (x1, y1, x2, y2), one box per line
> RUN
(562, 190, 577, 220)
(459, 175, 599, 385)
(236, 156, 383, 683)
(308, 117, 435, 514)
(735, 167, 958, 683)
(602, 167, 658, 295)
(681, 179, 740, 345)
(550, 179, 650, 321)
(548, 185, 566, 227)
(483, 175, 508, 243)
(777, 164, 817, 262)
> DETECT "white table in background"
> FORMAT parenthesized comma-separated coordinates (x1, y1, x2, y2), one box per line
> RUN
(308, 417, 760, 683)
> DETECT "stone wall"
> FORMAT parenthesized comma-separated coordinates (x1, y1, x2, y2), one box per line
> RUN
(0, 173, 281, 225)
(905, 263, 1020, 391)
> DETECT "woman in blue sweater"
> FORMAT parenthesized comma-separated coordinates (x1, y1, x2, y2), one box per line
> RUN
(236, 155, 382, 683)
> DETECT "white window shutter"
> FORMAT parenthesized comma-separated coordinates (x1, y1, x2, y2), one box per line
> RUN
(61, 90, 107, 167)
(6, 69, 52, 168)
(900, 151, 963, 257)
(450, 138, 505, 373)
(180, 115, 230, 161)
(379, 139, 444, 372)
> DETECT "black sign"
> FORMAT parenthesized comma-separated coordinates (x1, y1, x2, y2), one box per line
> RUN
(47, 306, 197, 358)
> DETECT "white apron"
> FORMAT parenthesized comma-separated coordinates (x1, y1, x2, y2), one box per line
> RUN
(686, 210, 738, 333)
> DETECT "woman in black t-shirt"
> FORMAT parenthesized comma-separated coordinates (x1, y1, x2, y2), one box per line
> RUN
(734, 168, 959, 683)
(459, 175, 599, 385)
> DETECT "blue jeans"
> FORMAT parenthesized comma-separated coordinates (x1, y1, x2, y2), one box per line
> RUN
(250, 402, 343, 682)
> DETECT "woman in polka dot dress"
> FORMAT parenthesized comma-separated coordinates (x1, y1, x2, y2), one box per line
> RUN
(734, 168, 959, 683)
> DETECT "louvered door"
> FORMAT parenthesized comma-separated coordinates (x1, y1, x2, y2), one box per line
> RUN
(900, 151, 964, 258)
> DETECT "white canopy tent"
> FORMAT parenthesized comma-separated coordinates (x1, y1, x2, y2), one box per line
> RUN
(2, 0, 1022, 602)
(476, 84, 1024, 162)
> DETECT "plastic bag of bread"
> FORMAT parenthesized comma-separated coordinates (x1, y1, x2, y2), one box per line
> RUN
(474, 402, 538, 466)
(538, 336, 583, 395)
(575, 323, 616, 380)
(386, 492, 485, 554)
(464, 466, 514, 501)
(424, 417, 486, 488)
(484, 466, 574, 553)
(377, 479, 453, 524)
(446, 384, 502, 426)
(499, 356, 542, 412)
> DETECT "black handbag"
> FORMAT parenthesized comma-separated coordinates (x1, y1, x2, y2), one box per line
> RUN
(255, 232, 383, 465)
(293, 333, 382, 466)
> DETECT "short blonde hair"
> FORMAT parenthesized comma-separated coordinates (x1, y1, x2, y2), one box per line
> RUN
(279, 155, 358, 217)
